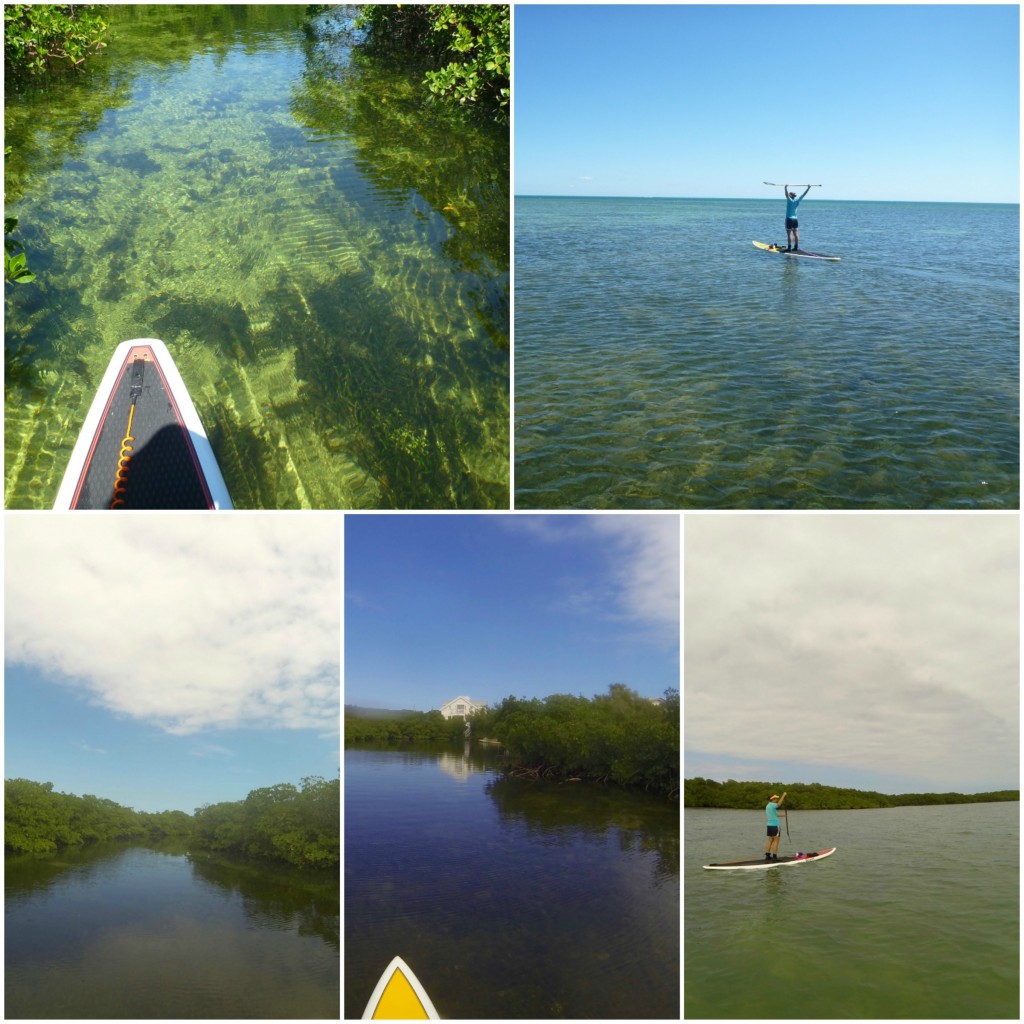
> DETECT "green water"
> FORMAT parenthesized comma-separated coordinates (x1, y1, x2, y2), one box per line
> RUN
(686, 804, 1018, 1018)
(5, 5, 509, 509)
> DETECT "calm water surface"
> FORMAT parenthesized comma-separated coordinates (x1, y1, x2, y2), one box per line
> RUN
(685, 803, 1019, 1018)
(5, 842, 339, 1018)
(5, 5, 509, 509)
(345, 747, 679, 1019)
(515, 197, 1018, 509)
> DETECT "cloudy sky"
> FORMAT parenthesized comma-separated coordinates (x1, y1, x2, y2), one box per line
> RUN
(685, 515, 1018, 794)
(5, 515, 340, 812)
(345, 514, 680, 710)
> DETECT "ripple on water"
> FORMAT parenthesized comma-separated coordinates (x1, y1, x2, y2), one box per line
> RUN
(4, 6, 509, 509)
(515, 197, 1018, 509)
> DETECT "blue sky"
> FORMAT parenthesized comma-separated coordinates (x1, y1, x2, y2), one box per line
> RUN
(4, 516, 340, 814)
(685, 515, 1019, 794)
(345, 515, 680, 711)
(514, 4, 1019, 202)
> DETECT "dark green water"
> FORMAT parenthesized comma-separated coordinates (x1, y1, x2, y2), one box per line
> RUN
(5, 842, 339, 1018)
(345, 746, 679, 1019)
(5, 5, 509, 509)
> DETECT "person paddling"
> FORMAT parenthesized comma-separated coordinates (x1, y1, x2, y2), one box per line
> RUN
(783, 185, 811, 251)
(765, 791, 787, 859)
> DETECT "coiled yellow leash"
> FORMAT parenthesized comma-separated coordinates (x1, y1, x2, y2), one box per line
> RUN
(110, 356, 147, 509)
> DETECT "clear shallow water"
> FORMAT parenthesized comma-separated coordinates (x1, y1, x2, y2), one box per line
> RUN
(5, 5, 509, 509)
(5, 843, 339, 1018)
(685, 803, 1019, 1018)
(345, 747, 679, 1019)
(514, 197, 1018, 509)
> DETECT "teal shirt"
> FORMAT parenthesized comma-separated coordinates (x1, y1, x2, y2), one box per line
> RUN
(766, 801, 780, 826)
(785, 194, 804, 219)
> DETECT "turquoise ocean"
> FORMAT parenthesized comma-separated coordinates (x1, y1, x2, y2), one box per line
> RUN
(514, 197, 1018, 509)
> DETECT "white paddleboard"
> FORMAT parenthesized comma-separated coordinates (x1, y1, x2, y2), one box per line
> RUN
(54, 338, 232, 509)
(704, 847, 837, 870)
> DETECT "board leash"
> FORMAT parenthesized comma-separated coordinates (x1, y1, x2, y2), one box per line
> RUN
(111, 356, 147, 508)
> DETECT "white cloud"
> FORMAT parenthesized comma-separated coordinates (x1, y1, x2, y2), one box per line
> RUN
(189, 742, 236, 759)
(5, 516, 340, 736)
(501, 514, 680, 642)
(586, 515, 680, 636)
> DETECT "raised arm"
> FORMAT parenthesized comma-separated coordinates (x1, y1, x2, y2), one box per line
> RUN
(778, 790, 788, 807)
(801, 185, 812, 199)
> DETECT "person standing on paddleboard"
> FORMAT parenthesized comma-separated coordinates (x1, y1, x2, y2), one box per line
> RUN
(765, 791, 787, 859)
(783, 185, 811, 251)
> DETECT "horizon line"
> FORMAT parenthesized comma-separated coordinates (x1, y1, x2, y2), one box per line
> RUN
(685, 776, 1019, 796)
(515, 193, 1020, 206)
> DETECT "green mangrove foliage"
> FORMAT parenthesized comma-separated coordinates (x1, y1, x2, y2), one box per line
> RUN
(191, 776, 339, 871)
(355, 4, 510, 124)
(4, 778, 191, 855)
(3, 4, 108, 79)
(295, 8, 510, 324)
(4, 216, 35, 284)
(345, 707, 468, 745)
(684, 778, 1020, 810)
(6, 776, 340, 871)
(476, 684, 680, 799)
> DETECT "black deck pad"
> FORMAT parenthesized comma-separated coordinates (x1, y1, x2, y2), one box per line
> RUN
(71, 350, 212, 509)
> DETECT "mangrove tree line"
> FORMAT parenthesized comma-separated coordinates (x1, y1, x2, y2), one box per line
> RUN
(4, 778, 191, 854)
(684, 777, 1019, 809)
(191, 775, 339, 870)
(5, 775, 339, 871)
(345, 707, 468, 745)
(476, 684, 680, 799)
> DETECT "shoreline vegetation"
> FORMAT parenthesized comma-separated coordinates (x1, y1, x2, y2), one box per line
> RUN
(4, 775, 339, 871)
(4, 4, 109, 80)
(353, 3, 509, 125)
(685, 777, 1019, 810)
(4, 3, 111, 286)
(4, 3, 509, 288)
(347, 684, 680, 799)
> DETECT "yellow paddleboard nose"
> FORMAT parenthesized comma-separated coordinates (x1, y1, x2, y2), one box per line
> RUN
(364, 956, 440, 1019)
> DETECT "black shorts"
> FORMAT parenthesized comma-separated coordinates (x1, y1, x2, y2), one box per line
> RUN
(766, 825, 780, 837)
(785, 218, 799, 230)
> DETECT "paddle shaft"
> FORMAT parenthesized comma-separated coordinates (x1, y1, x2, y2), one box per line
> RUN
(764, 182, 821, 187)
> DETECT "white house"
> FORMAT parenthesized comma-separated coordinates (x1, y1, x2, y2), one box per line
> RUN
(439, 695, 487, 719)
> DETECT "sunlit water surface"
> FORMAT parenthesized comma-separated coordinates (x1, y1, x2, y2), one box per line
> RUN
(5, 5, 508, 508)
(515, 197, 1017, 509)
